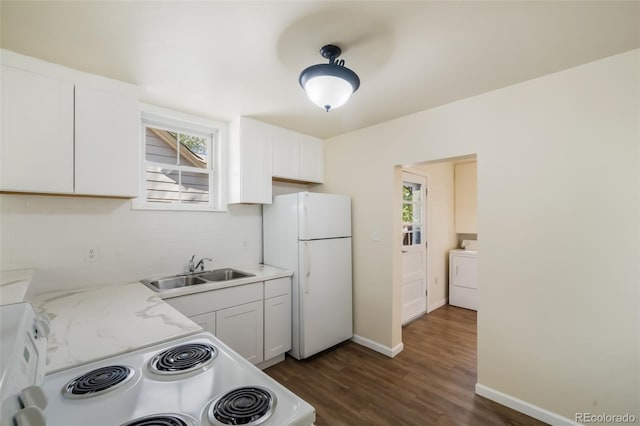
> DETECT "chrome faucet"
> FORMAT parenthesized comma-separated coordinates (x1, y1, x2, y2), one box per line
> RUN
(195, 257, 212, 272)
(188, 255, 212, 273)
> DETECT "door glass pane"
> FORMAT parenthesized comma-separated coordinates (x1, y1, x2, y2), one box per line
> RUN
(402, 180, 423, 247)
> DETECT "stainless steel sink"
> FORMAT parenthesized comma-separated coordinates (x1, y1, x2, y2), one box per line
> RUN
(197, 268, 254, 282)
(142, 275, 207, 291)
(141, 268, 254, 291)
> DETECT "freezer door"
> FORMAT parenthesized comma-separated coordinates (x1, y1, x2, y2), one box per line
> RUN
(298, 238, 353, 358)
(298, 192, 351, 240)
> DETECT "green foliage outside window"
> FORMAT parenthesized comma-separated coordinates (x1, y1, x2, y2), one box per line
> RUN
(168, 131, 208, 157)
(403, 185, 413, 223)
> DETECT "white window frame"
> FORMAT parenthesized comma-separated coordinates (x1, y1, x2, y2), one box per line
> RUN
(132, 103, 228, 212)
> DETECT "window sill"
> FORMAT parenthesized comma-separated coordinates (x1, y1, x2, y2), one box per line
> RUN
(131, 199, 227, 212)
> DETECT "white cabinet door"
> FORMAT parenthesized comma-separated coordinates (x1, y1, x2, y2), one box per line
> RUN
(298, 135, 324, 183)
(271, 130, 299, 179)
(216, 300, 264, 364)
(264, 294, 291, 360)
(74, 84, 139, 197)
(228, 117, 272, 204)
(454, 162, 477, 233)
(0, 65, 74, 193)
(189, 312, 216, 335)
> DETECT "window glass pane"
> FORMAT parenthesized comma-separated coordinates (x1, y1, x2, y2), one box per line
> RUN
(145, 126, 178, 165)
(145, 126, 209, 169)
(146, 166, 180, 203)
(172, 132, 209, 169)
(180, 171, 209, 204)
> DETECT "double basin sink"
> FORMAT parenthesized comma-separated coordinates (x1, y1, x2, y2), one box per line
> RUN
(141, 268, 255, 291)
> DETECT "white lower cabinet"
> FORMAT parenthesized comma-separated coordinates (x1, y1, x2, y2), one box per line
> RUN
(216, 301, 264, 364)
(264, 294, 291, 360)
(164, 277, 291, 367)
(188, 312, 215, 334)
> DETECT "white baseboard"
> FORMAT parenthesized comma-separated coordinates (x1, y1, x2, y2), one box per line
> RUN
(427, 298, 448, 313)
(475, 383, 578, 426)
(352, 334, 404, 358)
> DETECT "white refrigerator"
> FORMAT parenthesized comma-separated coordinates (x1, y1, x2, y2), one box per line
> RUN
(263, 192, 353, 360)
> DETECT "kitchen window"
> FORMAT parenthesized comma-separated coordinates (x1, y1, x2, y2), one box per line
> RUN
(133, 105, 227, 211)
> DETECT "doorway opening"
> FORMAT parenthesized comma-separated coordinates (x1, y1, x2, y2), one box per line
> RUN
(398, 154, 477, 327)
(401, 171, 427, 324)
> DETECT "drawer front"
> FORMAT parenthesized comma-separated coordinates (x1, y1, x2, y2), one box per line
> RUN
(449, 285, 478, 311)
(165, 282, 263, 316)
(264, 277, 291, 299)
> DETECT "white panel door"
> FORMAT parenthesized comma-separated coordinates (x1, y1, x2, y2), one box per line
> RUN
(298, 192, 351, 240)
(0, 66, 74, 193)
(215, 301, 264, 364)
(401, 172, 427, 324)
(74, 84, 138, 197)
(298, 238, 352, 358)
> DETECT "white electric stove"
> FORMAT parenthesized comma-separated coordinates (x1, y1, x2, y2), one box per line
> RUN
(41, 332, 315, 426)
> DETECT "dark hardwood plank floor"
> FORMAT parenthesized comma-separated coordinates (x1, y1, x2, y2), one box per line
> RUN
(265, 305, 547, 425)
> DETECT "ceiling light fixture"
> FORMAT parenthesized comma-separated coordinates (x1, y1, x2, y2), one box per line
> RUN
(299, 44, 360, 112)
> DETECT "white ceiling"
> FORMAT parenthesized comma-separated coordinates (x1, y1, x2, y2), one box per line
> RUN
(1, 1, 638, 139)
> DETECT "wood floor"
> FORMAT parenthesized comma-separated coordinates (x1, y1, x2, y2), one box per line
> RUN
(265, 305, 547, 425)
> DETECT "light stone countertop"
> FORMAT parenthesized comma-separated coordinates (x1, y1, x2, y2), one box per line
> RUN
(30, 264, 292, 374)
(31, 281, 202, 374)
(0, 268, 34, 305)
(147, 264, 293, 299)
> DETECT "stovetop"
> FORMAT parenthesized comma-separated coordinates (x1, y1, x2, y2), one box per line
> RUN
(41, 332, 315, 426)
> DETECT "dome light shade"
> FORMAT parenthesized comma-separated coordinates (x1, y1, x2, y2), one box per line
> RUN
(299, 45, 360, 112)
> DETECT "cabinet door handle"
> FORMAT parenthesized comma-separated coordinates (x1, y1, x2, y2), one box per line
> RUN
(455, 265, 459, 276)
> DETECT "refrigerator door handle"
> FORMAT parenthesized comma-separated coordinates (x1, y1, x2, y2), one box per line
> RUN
(303, 198, 309, 240)
(305, 241, 311, 294)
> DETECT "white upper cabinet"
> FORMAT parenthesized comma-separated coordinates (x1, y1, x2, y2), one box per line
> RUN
(1, 65, 74, 193)
(271, 131, 299, 179)
(228, 117, 324, 204)
(298, 134, 324, 183)
(228, 117, 273, 204)
(0, 49, 139, 198)
(454, 161, 478, 234)
(75, 84, 139, 197)
(271, 125, 324, 184)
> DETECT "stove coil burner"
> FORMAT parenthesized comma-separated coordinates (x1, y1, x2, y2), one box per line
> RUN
(121, 413, 195, 426)
(62, 365, 135, 399)
(149, 343, 217, 375)
(209, 386, 276, 425)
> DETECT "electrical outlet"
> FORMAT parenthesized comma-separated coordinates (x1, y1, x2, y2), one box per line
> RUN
(85, 247, 99, 263)
(372, 231, 381, 241)
(243, 240, 248, 248)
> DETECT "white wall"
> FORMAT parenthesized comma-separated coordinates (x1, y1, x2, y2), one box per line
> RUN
(322, 49, 639, 421)
(0, 195, 262, 296)
(412, 162, 458, 311)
